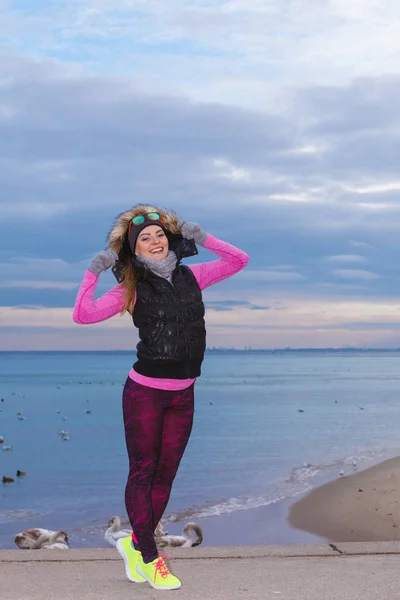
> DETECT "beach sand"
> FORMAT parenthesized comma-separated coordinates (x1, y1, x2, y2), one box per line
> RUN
(288, 456, 400, 542)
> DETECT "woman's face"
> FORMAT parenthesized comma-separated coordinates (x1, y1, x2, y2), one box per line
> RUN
(135, 225, 169, 260)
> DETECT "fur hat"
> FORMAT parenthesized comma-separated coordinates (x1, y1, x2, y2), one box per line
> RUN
(106, 204, 198, 284)
(107, 205, 181, 254)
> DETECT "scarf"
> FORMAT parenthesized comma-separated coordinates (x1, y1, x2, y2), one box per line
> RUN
(135, 250, 178, 283)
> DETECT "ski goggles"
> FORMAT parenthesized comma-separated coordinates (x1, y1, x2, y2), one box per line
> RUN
(128, 212, 163, 238)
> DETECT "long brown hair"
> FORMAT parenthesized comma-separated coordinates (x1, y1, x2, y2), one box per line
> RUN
(107, 204, 183, 314)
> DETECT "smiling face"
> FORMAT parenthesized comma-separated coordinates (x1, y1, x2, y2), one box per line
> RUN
(134, 224, 169, 260)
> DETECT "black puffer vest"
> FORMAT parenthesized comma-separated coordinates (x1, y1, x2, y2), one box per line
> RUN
(132, 236, 206, 379)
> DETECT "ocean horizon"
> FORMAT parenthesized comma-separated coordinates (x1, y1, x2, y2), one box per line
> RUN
(3, 348, 400, 352)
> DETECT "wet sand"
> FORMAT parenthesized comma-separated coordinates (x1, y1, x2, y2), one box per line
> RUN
(288, 457, 400, 542)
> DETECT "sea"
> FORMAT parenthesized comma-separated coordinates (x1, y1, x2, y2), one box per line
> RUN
(1, 349, 400, 550)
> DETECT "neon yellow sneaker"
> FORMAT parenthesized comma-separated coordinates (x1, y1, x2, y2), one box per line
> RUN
(136, 554, 182, 590)
(116, 536, 146, 583)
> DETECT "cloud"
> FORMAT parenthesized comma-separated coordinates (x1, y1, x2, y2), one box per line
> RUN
(0, 280, 78, 290)
(12, 305, 46, 310)
(212, 158, 252, 182)
(238, 270, 305, 282)
(205, 300, 247, 312)
(2, 6, 400, 348)
(3, 1, 400, 111)
(249, 304, 270, 310)
(0, 306, 128, 330)
(3, 293, 400, 349)
(326, 255, 366, 263)
(3, 50, 400, 246)
(331, 269, 381, 280)
(349, 240, 372, 248)
(0, 257, 85, 284)
(205, 300, 270, 311)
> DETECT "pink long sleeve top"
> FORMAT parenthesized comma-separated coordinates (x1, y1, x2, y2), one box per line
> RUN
(73, 234, 249, 390)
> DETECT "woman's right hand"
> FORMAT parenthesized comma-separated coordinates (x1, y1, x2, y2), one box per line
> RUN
(89, 249, 119, 276)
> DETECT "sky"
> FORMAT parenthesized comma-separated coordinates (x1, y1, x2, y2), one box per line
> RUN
(2, 0, 400, 350)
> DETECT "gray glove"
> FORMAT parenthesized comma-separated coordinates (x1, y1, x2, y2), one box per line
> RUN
(89, 249, 119, 276)
(181, 222, 207, 246)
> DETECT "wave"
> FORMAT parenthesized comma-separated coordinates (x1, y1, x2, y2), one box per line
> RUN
(0, 509, 46, 523)
(163, 448, 396, 523)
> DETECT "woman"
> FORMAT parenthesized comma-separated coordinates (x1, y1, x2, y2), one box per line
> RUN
(73, 205, 249, 590)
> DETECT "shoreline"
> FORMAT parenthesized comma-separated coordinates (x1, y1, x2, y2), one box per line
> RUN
(2, 452, 399, 550)
(162, 451, 400, 548)
(4, 494, 326, 551)
(160, 495, 328, 548)
(288, 456, 400, 542)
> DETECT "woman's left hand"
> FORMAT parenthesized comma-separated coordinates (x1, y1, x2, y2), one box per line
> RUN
(181, 222, 207, 246)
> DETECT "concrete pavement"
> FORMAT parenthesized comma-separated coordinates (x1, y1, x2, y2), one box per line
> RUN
(1, 542, 400, 599)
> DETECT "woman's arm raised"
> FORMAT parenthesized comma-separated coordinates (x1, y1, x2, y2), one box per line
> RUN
(72, 250, 125, 324)
(182, 223, 250, 290)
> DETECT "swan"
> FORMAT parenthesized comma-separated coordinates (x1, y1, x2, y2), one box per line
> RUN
(15, 528, 57, 549)
(104, 516, 132, 547)
(154, 521, 168, 538)
(104, 516, 175, 548)
(42, 532, 69, 550)
(156, 522, 203, 548)
(33, 531, 69, 550)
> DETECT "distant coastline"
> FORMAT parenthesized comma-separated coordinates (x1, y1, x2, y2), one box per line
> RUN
(2, 348, 400, 354)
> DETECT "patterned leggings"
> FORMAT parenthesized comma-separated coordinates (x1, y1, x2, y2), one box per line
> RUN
(122, 378, 195, 561)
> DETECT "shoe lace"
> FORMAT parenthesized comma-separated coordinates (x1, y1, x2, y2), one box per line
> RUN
(153, 552, 172, 581)
(154, 556, 170, 580)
